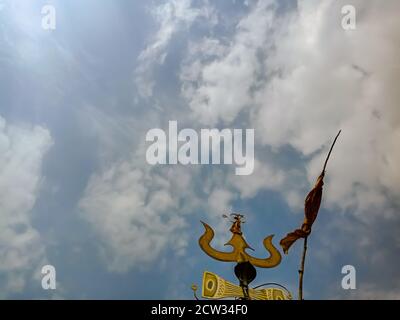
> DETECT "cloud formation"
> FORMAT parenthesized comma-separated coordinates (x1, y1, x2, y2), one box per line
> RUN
(79, 152, 202, 272)
(0, 116, 52, 295)
(135, 0, 217, 99)
(181, 0, 400, 218)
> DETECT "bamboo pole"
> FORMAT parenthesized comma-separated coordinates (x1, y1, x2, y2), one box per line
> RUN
(323, 130, 342, 173)
(298, 129, 341, 300)
(298, 236, 308, 300)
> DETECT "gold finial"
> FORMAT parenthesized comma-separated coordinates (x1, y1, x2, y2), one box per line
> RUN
(222, 213, 245, 235)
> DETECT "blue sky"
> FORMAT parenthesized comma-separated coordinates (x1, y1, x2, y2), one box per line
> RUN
(0, 0, 399, 299)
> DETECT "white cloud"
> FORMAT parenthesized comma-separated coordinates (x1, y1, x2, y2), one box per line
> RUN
(181, 0, 275, 125)
(0, 116, 52, 295)
(229, 159, 285, 199)
(135, 0, 217, 98)
(79, 150, 203, 272)
(254, 0, 400, 216)
(208, 188, 235, 216)
(181, 0, 400, 217)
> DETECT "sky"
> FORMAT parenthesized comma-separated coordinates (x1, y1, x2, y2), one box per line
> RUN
(0, 0, 399, 299)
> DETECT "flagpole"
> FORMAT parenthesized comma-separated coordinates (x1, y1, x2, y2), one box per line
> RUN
(298, 130, 341, 300)
(298, 236, 308, 300)
(323, 130, 342, 173)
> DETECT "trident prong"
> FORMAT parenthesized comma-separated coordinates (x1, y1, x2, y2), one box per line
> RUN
(198, 215, 282, 268)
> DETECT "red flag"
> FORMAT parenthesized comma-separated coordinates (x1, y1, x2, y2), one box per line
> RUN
(280, 130, 341, 254)
(280, 173, 324, 254)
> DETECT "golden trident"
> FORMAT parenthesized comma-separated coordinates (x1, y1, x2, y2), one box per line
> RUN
(194, 214, 290, 300)
(199, 214, 281, 268)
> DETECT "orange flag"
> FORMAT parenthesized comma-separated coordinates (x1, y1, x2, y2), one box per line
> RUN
(280, 130, 341, 254)
(279, 172, 324, 254)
